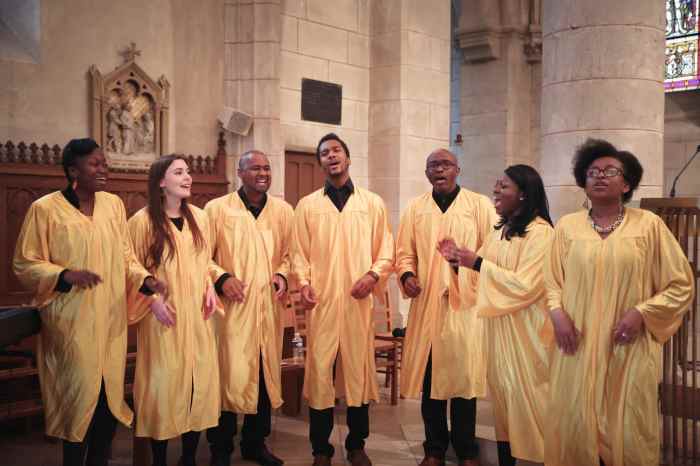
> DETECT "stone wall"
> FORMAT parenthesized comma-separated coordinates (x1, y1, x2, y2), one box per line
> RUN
(0, 0, 224, 156)
(664, 92, 700, 198)
(280, 0, 371, 187)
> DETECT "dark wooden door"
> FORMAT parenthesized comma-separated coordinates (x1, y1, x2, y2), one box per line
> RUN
(284, 151, 325, 207)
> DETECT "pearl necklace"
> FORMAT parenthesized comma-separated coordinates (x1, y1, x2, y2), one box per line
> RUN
(588, 206, 625, 234)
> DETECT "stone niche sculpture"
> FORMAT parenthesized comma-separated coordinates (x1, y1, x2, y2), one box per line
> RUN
(89, 43, 169, 171)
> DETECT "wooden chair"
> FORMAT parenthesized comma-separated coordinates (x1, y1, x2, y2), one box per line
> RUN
(373, 291, 402, 405)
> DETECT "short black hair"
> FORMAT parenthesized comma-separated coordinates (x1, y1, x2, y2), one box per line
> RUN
(315, 133, 350, 163)
(572, 138, 643, 203)
(62, 138, 100, 180)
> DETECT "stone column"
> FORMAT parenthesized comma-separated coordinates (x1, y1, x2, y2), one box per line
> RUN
(368, 0, 452, 321)
(541, 0, 665, 219)
(455, 0, 543, 197)
(224, 0, 283, 195)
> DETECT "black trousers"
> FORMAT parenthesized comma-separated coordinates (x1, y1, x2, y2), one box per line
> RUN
(207, 356, 272, 458)
(496, 441, 515, 466)
(150, 431, 201, 466)
(309, 404, 369, 457)
(62, 380, 118, 466)
(421, 353, 478, 461)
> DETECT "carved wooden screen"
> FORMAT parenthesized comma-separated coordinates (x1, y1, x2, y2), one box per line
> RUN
(640, 197, 700, 463)
(0, 136, 229, 307)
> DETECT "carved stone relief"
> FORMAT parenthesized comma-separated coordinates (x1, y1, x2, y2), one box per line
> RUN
(90, 43, 170, 171)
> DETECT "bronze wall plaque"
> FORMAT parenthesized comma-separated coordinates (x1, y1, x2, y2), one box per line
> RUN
(301, 78, 342, 125)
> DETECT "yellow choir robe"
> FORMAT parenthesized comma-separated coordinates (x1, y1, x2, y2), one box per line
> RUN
(126, 206, 220, 440)
(12, 191, 151, 442)
(205, 192, 294, 414)
(544, 208, 695, 466)
(291, 186, 395, 409)
(396, 189, 497, 400)
(473, 217, 553, 462)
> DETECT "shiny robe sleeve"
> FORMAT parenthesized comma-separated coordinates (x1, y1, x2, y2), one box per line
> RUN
(476, 222, 554, 317)
(273, 202, 294, 279)
(119, 198, 151, 291)
(477, 195, 499, 244)
(204, 202, 230, 282)
(635, 215, 695, 343)
(544, 220, 567, 313)
(13, 202, 65, 308)
(368, 196, 395, 295)
(291, 199, 312, 287)
(396, 202, 417, 297)
(126, 211, 158, 325)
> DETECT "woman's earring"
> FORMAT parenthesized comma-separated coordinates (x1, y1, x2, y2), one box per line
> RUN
(71, 178, 78, 191)
(581, 196, 590, 209)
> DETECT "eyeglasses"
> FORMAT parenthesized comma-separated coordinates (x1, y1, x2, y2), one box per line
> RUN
(586, 167, 624, 179)
(426, 161, 457, 172)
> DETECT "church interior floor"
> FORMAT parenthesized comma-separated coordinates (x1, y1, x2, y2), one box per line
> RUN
(0, 385, 542, 466)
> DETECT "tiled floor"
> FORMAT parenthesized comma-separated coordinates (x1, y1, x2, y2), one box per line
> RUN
(0, 389, 541, 466)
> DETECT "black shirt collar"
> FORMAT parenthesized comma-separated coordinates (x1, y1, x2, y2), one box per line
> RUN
(324, 178, 355, 212)
(432, 185, 460, 213)
(238, 187, 267, 219)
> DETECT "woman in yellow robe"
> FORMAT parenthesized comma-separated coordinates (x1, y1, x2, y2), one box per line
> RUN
(544, 139, 695, 466)
(12, 138, 161, 466)
(127, 155, 220, 466)
(438, 165, 553, 466)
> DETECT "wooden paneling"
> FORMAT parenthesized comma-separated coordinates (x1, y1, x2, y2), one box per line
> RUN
(0, 137, 229, 307)
(284, 151, 325, 207)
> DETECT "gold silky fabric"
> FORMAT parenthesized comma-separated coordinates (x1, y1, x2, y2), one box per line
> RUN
(474, 217, 553, 462)
(291, 187, 395, 409)
(127, 206, 220, 440)
(396, 189, 496, 400)
(544, 208, 695, 466)
(205, 192, 294, 413)
(12, 191, 150, 441)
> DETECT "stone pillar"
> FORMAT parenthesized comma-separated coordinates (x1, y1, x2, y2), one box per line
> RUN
(541, 0, 665, 219)
(368, 0, 452, 321)
(224, 0, 283, 195)
(455, 0, 543, 197)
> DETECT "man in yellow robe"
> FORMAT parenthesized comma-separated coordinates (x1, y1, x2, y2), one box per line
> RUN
(292, 133, 395, 466)
(396, 149, 497, 466)
(12, 138, 161, 466)
(205, 150, 293, 466)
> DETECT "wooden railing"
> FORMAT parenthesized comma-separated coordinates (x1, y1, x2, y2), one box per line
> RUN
(640, 197, 700, 464)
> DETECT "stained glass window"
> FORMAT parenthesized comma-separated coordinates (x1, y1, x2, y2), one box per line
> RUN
(665, 0, 700, 92)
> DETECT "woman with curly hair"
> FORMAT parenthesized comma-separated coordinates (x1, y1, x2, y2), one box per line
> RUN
(544, 139, 695, 466)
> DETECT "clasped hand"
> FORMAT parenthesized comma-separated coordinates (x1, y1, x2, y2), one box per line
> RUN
(436, 238, 478, 269)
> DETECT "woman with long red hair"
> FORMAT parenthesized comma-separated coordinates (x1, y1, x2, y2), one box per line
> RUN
(127, 154, 220, 466)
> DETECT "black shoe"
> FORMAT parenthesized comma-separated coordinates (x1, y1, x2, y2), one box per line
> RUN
(210, 454, 231, 466)
(241, 444, 284, 466)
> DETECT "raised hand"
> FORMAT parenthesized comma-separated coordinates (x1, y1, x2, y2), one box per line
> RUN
(222, 275, 247, 303)
(203, 283, 218, 320)
(403, 275, 422, 298)
(300, 284, 318, 310)
(350, 273, 378, 300)
(612, 308, 644, 345)
(550, 308, 581, 355)
(150, 297, 176, 327)
(272, 274, 287, 302)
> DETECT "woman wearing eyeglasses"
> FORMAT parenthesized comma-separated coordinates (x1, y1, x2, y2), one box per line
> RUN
(544, 139, 695, 466)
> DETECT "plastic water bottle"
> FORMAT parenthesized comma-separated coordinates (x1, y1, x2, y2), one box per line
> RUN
(292, 332, 304, 363)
